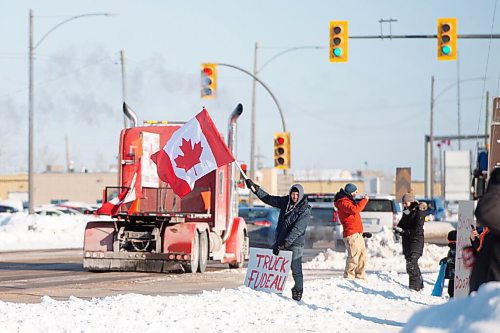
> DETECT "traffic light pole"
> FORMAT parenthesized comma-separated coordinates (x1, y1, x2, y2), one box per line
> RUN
(349, 34, 500, 39)
(249, 43, 259, 207)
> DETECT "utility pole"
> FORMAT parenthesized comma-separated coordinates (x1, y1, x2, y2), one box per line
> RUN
(457, 53, 462, 149)
(120, 50, 128, 128)
(249, 42, 258, 207)
(65, 135, 73, 173)
(430, 76, 435, 198)
(28, 9, 34, 214)
(486, 91, 490, 147)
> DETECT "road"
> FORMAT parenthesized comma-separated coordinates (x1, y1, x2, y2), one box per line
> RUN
(0, 243, 341, 303)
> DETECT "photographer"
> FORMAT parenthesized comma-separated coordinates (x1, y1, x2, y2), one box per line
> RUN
(469, 167, 500, 293)
(394, 192, 425, 291)
(470, 224, 489, 252)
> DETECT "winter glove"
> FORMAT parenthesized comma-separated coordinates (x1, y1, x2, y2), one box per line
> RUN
(245, 178, 260, 193)
(362, 232, 372, 239)
(272, 243, 280, 256)
(393, 227, 405, 236)
(272, 243, 283, 256)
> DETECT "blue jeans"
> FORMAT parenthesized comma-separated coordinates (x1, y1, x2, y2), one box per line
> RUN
(289, 246, 304, 291)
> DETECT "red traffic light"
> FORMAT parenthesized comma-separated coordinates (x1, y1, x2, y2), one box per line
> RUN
(276, 137, 285, 145)
(203, 67, 213, 76)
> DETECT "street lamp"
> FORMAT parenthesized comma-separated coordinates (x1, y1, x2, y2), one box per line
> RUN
(28, 9, 113, 214)
(426, 76, 488, 198)
(249, 43, 324, 203)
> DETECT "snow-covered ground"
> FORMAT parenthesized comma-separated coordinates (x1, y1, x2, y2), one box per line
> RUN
(0, 213, 499, 332)
(0, 212, 109, 251)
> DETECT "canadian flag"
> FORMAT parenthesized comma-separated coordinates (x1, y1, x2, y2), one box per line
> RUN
(96, 162, 142, 215)
(151, 108, 235, 197)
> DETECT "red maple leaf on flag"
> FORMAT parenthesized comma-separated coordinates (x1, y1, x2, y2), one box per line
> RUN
(174, 138, 203, 173)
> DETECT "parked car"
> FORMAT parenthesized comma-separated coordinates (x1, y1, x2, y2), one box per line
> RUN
(417, 197, 446, 221)
(305, 193, 341, 249)
(0, 204, 18, 213)
(57, 201, 98, 214)
(239, 206, 279, 248)
(35, 205, 83, 216)
(356, 195, 402, 235)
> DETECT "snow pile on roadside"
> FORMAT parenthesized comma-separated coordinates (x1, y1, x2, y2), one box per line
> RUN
(403, 282, 500, 333)
(0, 213, 109, 252)
(424, 221, 456, 239)
(0, 271, 449, 332)
(304, 228, 449, 272)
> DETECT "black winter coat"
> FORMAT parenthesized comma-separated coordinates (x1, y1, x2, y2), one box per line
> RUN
(470, 180, 500, 293)
(397, 202, 425, 257)
(253, 185, 311, 249)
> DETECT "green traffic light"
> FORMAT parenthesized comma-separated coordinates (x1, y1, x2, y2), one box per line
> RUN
(333, 48, 342, 57)
(441, 45, 451, 55)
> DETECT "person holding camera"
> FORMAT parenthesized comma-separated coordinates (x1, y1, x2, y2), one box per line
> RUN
(470, 224, 489, 252)
(469, 167, 500, 293)
(334, 183, 369, 280)
(245, 178, 311, 301)
(395, 192, 425, 291)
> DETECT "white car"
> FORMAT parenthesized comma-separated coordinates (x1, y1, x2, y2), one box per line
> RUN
(35, 205, 83, 216)
(357, 195, 402, 234)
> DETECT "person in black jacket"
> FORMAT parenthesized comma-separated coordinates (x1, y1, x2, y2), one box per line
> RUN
(470, 167, 500, 293)
(395, 192, 425, 291)
(245, 179, 311, 301)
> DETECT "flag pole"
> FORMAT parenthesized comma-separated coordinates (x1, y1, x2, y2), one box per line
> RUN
(234, 161, 249, 180)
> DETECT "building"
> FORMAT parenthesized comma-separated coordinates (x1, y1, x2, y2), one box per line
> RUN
(0, 168, 441, 207)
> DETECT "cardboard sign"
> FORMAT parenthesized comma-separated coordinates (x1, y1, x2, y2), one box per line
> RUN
(454, 200, 475, 298)
(244, 247, 292, 293)
(141, 132, 160, 188)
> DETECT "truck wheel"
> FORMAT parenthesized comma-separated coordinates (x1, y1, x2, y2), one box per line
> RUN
(197, 231, 208, 273)
(185, 231, 199, 273)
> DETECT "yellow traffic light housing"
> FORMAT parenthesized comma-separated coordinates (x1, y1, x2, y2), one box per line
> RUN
(329, 21, 348, 62)
(437, 18, 457, 61)
(274, 132, 290, 169)
(201, 63, 217, 99)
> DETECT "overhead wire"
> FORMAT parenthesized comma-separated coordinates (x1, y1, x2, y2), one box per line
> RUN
(476, 0, 498, 143)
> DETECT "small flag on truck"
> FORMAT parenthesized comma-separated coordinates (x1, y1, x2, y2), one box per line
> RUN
(151, 107, 235, 197)
(96, 167, 142, 215)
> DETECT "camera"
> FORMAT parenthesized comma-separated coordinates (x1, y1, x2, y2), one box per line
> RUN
(471, 224, 484, 236)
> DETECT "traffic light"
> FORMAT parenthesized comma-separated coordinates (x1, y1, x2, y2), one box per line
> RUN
(274, 132, 290, 169)
(201, 63, 217, 99)
(329, 21, 348, 62)
(437, 18, 457, 61)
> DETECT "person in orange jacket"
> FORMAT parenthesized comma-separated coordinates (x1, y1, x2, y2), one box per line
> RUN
(334, 183, 369, 280)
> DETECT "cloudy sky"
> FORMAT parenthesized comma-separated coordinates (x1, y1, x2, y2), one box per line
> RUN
(1, 0, 499, 180)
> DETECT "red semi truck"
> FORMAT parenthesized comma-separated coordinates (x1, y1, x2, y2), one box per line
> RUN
(83, 104, 248, 273)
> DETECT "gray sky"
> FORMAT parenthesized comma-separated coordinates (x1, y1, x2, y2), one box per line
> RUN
(1, 0, 499, 180)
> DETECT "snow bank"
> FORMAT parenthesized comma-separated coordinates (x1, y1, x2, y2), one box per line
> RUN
(0, 271, 447, 333)
(304, 228, 449, 272)
(0, 212, 109, 252)
(403, 282, 500, 333)
(424, 221, 456, 239)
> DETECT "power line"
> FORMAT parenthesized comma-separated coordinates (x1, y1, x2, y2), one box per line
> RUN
(476, 0, 498, 141)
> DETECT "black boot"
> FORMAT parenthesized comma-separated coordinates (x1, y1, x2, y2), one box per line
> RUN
(291, 288, 303, 301)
